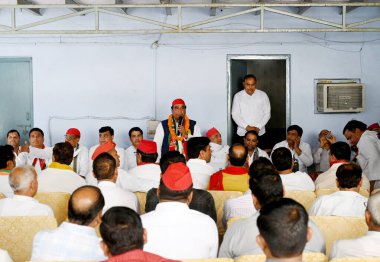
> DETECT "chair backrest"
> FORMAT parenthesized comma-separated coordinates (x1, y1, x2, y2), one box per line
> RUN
(134, 192, 147, 214)
(226, 216, 244, 228)
(330, 258, 380, 262)
(0, 216, 57, 262)
(208, 190, 243, 235)
(316, 188, 369, 198)
(310, 216, 368, 258)
(183, 258, 234, 262)
(34, 192, 70, 225)
(235, 253, 326, 262)
(284, 190, 316, 210)
(0, 192, 5, 199)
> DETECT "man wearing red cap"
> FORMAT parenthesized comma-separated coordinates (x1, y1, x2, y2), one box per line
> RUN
(119, 140, 161, 192)
(206, 127, 230, 171)
(141, 162, 218, 260)
(65, 128, 89, 178)
(154, 98, 201, 161)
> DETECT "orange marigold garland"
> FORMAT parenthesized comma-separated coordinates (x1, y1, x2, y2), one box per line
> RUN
(168, 114, 191, 152)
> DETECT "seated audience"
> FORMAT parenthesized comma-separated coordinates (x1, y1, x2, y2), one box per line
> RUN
(206, 127, 229, 171)
(271, 147, 315, 191)
(272, 125, 313, 172)
(65, 128, 89, 178)
(141, 162, 218, 259)
(100, 206, 179, 262)
(145, 151, 217, 222)
(38, 142, 86, 194)
(6, 129, 21, 156)
(244, 130, 270, 166)
(31, 186, 107, 260)
(209, 143, 249, 193)
(186, 137, 215, 190)
(125, 127, 143, 170)
(0, 145, 16, 197)
(219, 168, 325, 258)
(330, 192, 380, 259)
(309, 163, 368, 217)
(315, 141, 370, 191)
(0, 166, 53, 216)
(257, 198, 311, 262)
(313, 129, 336, 172)
(93, 152, 139, 214)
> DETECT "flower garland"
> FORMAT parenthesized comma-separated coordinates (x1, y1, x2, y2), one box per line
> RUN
(168, 114, 190, 142)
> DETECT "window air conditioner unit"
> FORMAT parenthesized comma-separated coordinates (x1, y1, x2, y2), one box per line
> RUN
(316, 83, 365, 113)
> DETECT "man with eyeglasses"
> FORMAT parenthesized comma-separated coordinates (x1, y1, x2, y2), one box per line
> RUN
(65, 128, 89, 178)
(154, 98, 201, 161)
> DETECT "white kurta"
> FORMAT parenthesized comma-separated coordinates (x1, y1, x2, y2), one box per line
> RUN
(247, 147, 270, 166)
(357, 130, 380, 182)
(86, 167, 128, 186)
(153, 121, 201, 161)
(209, 142, 229, 171)
(187, 159, 215, 190)
(118, 164, 161, 192)
(88, 144, 125, 170)
(272, 140, 313, 173)
(0, 174, 13, 197)
(315, 162, 370, 191)
(141, 202, 218, 260)
(16, 146, 53, 174)
(222, 190, 257, 228)
(280, 171, 315, 191)
(231, 89, 271, 136)
(0, 195, 53, 216)
(38, 168, 86, 194)
(70, 144, 89, 178)
(313, 147, 330, 172)
(125, 145, 137, 170)
(97, 181, 139, 214)
(330, 231, 380, 259)
(309, 190, 367, 217)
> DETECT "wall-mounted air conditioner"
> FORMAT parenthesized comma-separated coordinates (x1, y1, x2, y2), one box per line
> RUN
(316, 83, 365, 113)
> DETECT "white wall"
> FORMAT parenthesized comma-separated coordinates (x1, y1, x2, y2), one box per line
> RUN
(0, 7, 379, 150)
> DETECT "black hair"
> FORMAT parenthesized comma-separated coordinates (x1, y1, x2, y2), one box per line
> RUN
(249, 157, 275, 178)
(159, 151, 186, 173)
(99, 126, 114, 136)
(29, 127, 44, 138)
(53, 142, 74, 165)
(257, 198, 309, 258)
(271, 147, 292, 172)
(0, 145, 15, 169)
(250, 168, 283, 207)
(158, 179, 193, 202)
(128, 127, 143, 138)
(229, 143, 248, 167)
(136, 149, 158, 163)
(187, 137, 210, 159)
(244, 130, 259, 139)
(343, 120, 367, 133)
(243, 74, 257, 82)
(93, 152, 116, 180)
(336, 163, 362, 189)
(100, 207, 144, 255)
(287, 125, 303, 137)
(7, 129, 20, 138)
(330, 142, 351, 161)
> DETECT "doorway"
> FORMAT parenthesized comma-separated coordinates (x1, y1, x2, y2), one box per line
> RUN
(227, 55, 290, 150)
(0, 58, 34, 143)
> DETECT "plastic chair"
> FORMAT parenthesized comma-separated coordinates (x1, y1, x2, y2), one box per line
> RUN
(34, 192, 70, 225)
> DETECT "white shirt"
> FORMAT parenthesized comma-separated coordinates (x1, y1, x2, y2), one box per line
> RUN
(70, 144, 89, 178)
(187, 159, 215, 190)
(247, 147, 270, 166)
(357, 130, 380, 182)
(38, 167, 86, 194)
(330, 231, 380, 259)
(0, 249, 12, 262)
(0, 174, 13, 197)
(125, 145, 137, 170)
(280, 171, 315, 191)
(86, 167, 128, 186)
(97, 181, 139, 214)
(222, 190, 257, 228)
(154, 121, 201, 161)
(231, 89, 271, 136)
(16, 146, 53, 174)
(118, 164, 161, 192)
(89, 144, 125, 170)
(315, 162, 370, 191)
(313, 147, 330, 172)
(142, 202, 218, 260)
(309, 190, 368, 217)
(0, 195, 53, 216)
(209, 142, 229, 171)
(272, 140, 313, 172)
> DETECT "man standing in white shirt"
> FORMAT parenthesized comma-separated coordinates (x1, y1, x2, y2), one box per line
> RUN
(244, 130, 270, 167)
(65, 128, 89, 178)
(0, 165, 53, 217)
(16, 127, 52, 174)
(309, 163, 368, 217)
(206, 127, 229, 171)
(93, 152, 138, 214)
(141, 162, 218, 260)
(272, 125, 313, 173)
(231, 74, 271, 145)
(186, 137, 215, 190)
(330, 191, 380, 259)
(343, 120, 380, 192)
(125, 127, 143, 170)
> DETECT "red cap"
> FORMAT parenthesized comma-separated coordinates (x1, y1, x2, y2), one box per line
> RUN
(162, 162, 193, 191)
(92, 141, 116, 160)
(368, 123, 380, 130)
(137, 140, 157, 154)
(172, 98, 186, 106)
(206, 127, 219, 139)
(66, 128, 81, 137)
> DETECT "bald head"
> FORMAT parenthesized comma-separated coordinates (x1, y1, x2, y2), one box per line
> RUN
(68, 186, 105, 226)
(229, 143, 248, 167)
(9, 166, 38, 196)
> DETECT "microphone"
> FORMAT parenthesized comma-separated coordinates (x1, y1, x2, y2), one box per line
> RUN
(177, 117, 183, 136)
